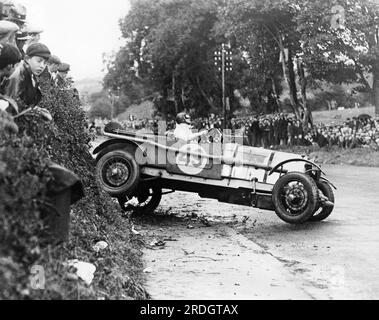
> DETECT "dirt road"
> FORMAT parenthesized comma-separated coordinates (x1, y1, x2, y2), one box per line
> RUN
(137, 164, 379, 300)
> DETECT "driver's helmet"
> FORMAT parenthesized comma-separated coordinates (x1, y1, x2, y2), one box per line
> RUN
(176, 112, 191, 125)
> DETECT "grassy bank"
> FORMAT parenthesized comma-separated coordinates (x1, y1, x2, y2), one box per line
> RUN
(0, 79, 149, 300)
(277, 145, 379, 167)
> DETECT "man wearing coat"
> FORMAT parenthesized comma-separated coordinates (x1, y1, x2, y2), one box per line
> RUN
(4, 42, 51, 113)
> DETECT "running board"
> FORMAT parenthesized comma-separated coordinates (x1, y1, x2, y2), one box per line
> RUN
(141, 167, 274, 193)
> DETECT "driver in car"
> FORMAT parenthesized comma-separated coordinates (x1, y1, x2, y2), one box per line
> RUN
(173, 112, 208, 143)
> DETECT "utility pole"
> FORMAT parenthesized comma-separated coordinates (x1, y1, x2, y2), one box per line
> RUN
(108, 90, 114, 120)
(214, 42, 232, 130)
(108, 90, 118, 120)
(111, 95, 115, 120)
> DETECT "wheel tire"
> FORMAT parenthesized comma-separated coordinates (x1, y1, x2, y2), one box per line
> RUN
(272, 172, 319, 224)
(96, 150, 140, 197)
(136, 186, 162, 214)
(118, 186, 162, 214)
(308, 181, 335, 222)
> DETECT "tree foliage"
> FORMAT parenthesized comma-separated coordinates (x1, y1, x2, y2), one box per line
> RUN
(105, 0, 228, 118)
(104, 0, 379, 120)
(0, 76, 148, 299)
(296, 0, 379, 113)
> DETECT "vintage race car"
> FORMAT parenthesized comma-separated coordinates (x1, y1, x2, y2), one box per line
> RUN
(93, 126, 336, 225)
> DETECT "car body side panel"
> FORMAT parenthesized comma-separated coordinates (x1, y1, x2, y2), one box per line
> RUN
(100, 133, 307, 185)
(165, 141, 223, 179)
(141, 166, 274, 193)
(221, 144, 305, 184)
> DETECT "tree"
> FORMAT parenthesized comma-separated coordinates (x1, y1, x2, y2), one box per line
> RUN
(296, 0, 379, 115)
(88, 93, 113, 119)
(216, 0, 305, 119)
(105, 0, 379, 122)
(105, 0, 228, 118)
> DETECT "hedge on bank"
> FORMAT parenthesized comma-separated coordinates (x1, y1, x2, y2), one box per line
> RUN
(0, 77, 148, 299)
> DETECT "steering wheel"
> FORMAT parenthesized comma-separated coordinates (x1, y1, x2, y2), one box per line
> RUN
(202, 128, 222, 144)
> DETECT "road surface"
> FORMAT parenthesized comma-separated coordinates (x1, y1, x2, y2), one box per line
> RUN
(138, 164, 379, 300)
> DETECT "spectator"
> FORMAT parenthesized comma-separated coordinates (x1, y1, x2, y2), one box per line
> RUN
(0, 42, 21, 116)
(55, 62, 70, 86)
(5, 42, 51, 114)
(0, 20, 19, 47)
(0, 42, 21, 93)
(46, 55, 61, 79)
(14, 30, 30, 57)
(100, 112, 379, 151)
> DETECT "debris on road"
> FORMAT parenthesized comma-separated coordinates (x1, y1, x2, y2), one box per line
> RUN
(199, 216, 211, 227)
(155, 240, 166, 247)
(132, 225, 142, 235)
(143, 267, 153, 273)
(182, 249, 195, 256)
(163, 237, 178, 242)
(66, 260, 96, 285)
(149, 239, 166, 248)
(242, 216, 250, 224)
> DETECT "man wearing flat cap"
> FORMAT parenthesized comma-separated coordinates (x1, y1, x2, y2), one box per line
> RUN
(55, 62, 70, 86)
(14, 23, 44, 57)
(23, 24, 43, 46)
(48, 55, 61, 74)
(15, 31, 31, 57)
(0, 42, 21, 86)
(3, 2, 27, 29)
(5, 42, 51, 111)
(38, 54, 62, 93)
(0, 42, 21, 116)
(0, 20, 19, 45)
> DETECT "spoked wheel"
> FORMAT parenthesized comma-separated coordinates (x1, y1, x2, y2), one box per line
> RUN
(118, 186, 162, 214)
(272, 172, 319, 224)
(96, 150, 140, 197)
(308, 181, 335, 222)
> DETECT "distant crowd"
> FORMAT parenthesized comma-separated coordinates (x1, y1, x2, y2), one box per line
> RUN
(189, 113, 379, 151)
(91, 112, 379, 151)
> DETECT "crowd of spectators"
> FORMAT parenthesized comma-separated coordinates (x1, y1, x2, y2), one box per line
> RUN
(202, 113, 379, 151)
(310, 117, 379, 150)
(93, 112, 379, 151)
(0, 1, 75, 107)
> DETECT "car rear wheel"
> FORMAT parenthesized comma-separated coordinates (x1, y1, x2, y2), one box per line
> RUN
(96, 150, 140, 197)
(118, 186, 162, 214)
(308, 181, 335, 222)
(272, 172, 319, 224)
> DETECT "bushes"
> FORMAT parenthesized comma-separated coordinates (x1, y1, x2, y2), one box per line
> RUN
(0, 77, 148, 300)
(0, 134, 51, 256)
(0, 132, 52, 298)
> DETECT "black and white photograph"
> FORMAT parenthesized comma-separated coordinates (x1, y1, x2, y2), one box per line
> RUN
(0, 0, 379, 304)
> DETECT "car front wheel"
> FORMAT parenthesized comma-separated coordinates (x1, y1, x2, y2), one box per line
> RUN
(272, 172, 319, 224)
(308, 181, 335, 222)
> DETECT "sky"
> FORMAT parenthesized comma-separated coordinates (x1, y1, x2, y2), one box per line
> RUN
(18, 0, 131, 81)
